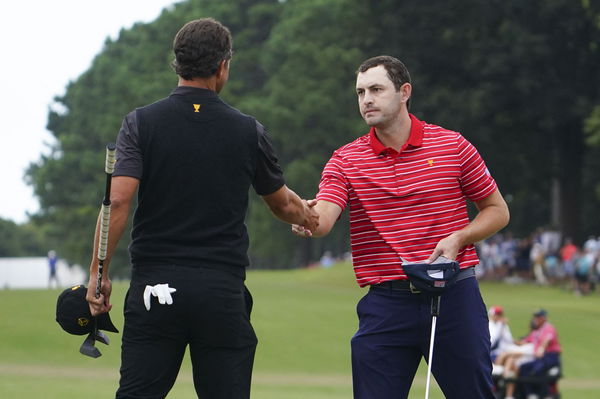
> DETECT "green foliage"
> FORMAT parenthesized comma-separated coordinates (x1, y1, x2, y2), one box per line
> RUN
(585, 106, 600, 147)
(24, 0, 600, 271)
(0, 218, 46, 257)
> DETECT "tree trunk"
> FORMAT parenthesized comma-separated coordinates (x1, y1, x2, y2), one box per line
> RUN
(557, 122, 584, 244)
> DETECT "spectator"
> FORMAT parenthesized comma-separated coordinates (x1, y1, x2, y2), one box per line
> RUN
(513, 237, 532, 281)
(492, 320, 535, 382)
(530, 240, 548, 285)
(544, 253, 561, 285)
(504, 309, 562, 399)
(499, 233, 517, 279)
(488, 305, 513, 362)
(575, 248, 594, 295)
(559, 237, 578, 282)
(47, 250, 60, 288)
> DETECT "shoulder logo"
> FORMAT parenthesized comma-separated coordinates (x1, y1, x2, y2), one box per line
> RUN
(193, 104, 201, 113)
(427, 159, 434, 166)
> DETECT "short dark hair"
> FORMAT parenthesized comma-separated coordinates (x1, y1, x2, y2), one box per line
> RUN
(172, 18, 233, 80)
(357, 55, 412, 108)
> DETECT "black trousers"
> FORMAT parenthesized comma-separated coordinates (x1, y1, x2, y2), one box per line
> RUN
(116, 264, 257, 399)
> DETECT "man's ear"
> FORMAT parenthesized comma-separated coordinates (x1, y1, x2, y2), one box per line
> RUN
(400, 82, 412, 103)
(216, 59, 229, 78)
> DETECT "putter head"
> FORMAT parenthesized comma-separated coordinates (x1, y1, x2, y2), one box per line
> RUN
(79, 332, 102, 358)
(95, 329, 110, 345)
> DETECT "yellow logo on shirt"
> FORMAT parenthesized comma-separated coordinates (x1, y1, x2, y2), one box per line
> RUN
(428, 159, 434, 166)
(193, 104, 201, 112)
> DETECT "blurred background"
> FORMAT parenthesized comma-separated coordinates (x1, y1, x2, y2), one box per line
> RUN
(1, 0, 600, 283)
(1, 1, 600, 398)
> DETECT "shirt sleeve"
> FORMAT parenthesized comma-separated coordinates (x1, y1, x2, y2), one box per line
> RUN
(316, 152, 349, 210)
(113, 111, 143, 180)
(252, 120, 285, 196)
(539, 324, 557, 343)
(457, 134, 497, 201)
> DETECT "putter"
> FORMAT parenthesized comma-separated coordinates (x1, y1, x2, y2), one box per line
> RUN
(79, 143, 116, 358)
(79, 320, 102, 358)
(424, 295, 441, 399)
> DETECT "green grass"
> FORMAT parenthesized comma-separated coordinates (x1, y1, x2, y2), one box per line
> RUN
(1, 263, 599, 398)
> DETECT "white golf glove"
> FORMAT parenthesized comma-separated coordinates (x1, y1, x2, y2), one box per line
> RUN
(143, 283, 177, 311)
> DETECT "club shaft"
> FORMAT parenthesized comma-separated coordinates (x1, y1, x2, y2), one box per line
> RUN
(431, 295, 441, 316)
(425, 314, 437, 399)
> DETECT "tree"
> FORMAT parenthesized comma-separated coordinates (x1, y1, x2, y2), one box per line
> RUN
(362, 0, 600, 241)
(0, 218, 46, 257)
(26, 0, 284, 273)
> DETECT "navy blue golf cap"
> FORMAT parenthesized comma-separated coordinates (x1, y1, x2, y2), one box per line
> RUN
(533, 308, 548, 317)
(56, 285, 119, 335)
(402, 260, 461, 294)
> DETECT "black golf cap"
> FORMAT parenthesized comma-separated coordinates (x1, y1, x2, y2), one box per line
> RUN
(56, 285, 119, 335)
(533, 308, 548, 317)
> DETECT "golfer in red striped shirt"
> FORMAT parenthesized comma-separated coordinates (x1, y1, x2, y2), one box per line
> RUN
(293, 55, 509, 399)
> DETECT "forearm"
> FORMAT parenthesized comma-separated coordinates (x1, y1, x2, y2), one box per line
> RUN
(269, 188, 308, 225)
(452, 202, 509, 247)
(310, 201, 341, 237)
(427, 190, 508, 261)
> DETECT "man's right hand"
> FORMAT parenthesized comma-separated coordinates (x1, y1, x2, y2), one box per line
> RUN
(86, 275, 113, 316)
(293, 199, 343, 238)
(301, 199, 319, 233)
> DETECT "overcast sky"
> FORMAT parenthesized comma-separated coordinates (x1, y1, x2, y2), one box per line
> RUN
(0, 0, 179, 223)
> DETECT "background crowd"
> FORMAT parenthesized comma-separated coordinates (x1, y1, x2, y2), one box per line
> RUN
(476, 228, 599, 296)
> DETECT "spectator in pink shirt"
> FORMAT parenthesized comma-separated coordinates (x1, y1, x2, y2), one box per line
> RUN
(504, 309, 561, 399)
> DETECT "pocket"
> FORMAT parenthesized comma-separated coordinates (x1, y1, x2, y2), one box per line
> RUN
(356, 292, 370, 318)
(244, 285, 254, 318)
(203, 290, 257, 348)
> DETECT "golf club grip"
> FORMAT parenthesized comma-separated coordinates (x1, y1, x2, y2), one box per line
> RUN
(96, 143, 116, 298)
(105, 143, 116, 174)
(98, 203, 111, 261)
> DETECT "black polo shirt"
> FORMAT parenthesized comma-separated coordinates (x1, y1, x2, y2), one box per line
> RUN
(113, 86, 285, 271)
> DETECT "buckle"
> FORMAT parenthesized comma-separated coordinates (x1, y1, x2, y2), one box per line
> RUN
(409, 283, 421, 294)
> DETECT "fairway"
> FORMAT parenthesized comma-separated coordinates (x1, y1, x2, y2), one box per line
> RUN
(1, 263, 599, 398)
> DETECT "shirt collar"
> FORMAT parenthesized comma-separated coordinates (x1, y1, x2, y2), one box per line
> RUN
(170, 86, 220, 99)
(369, 113, 424, 156)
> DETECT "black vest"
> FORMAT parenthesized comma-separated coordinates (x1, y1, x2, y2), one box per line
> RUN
(129, 88, 259, 270)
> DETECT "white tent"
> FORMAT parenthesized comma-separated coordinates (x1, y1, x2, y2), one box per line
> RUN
(0, 257, 86, 289)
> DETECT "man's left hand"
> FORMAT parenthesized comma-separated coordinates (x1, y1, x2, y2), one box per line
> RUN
(427, 233, 463, 263)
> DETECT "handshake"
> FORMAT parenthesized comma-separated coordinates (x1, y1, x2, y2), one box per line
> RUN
(293, 199, 320, 237)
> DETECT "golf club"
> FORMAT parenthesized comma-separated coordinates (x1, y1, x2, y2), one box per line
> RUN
(80, 143, 116, 358)
(424, 295, 441, 399)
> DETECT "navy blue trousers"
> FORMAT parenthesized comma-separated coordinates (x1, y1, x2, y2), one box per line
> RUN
(519, 352, 561, 397)
(351, 277, 495, 399)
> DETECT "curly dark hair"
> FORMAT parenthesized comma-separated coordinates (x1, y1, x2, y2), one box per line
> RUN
(357, 55, 412, 108)
(172, 18, 233, 80)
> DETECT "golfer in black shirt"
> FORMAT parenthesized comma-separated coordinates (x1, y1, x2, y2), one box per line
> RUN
(86, 18, 319, 399)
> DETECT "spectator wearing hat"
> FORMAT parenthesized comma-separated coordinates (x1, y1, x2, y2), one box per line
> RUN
(504, 309, 561, 399)
(488, 305, 513, 362)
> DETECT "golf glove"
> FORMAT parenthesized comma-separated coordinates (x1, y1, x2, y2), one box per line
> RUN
(143, 283, 177, 311)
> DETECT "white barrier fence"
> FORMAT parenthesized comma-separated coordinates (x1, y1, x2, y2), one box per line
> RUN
(0, 257, 86, 289)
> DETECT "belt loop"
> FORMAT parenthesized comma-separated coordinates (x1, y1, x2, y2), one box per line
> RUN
(409, 283, 421, 294)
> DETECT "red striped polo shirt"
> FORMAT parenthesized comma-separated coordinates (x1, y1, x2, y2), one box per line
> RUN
(316, 114, 497, 287)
